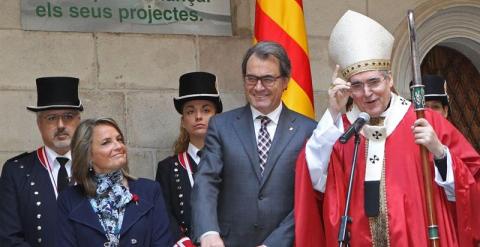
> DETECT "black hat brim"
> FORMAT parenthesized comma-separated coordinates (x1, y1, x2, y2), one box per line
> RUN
(174, 95, 222, 114)
(26, 103, 84, 112)
(425, 95, 448, 106)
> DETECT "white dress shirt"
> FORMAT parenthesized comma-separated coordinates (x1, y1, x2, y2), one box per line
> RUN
(44, 146, 72, 193)
(187, 143, 201, 165)
(251, 103, 283, 143)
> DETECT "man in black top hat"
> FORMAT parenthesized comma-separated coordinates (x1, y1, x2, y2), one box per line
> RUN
(0, 77, 83, 247)
(423, 74, 450, 118)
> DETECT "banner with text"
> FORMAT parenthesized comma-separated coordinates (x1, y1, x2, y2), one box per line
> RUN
(21, 0, 232, 36)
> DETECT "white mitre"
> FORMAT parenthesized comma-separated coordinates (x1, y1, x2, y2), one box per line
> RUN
(328, 10, 395, 79)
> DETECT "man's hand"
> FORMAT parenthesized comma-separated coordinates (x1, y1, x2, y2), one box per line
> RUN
(328, 65, 351, 117)
(200, 234, 225, 247)
(412, 118, 445, 158)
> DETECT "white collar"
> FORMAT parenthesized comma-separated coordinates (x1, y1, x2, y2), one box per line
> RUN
(187, 143, 202, 164)
(44, 146, 71, 167)
(187, 143, 200, 158)
(250, 103, 283, 125)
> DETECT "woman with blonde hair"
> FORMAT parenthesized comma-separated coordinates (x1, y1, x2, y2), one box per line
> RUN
(156, 72, 222, 246)
(56, 118, 172, 246)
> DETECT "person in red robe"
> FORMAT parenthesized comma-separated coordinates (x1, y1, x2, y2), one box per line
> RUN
(294, 10, 480, 247)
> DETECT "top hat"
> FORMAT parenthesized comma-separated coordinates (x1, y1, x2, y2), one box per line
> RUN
(329, 10, 394, 79)
(423, 74, 449, 105)
(173, 72, 223, 114)
(27, 77, 83, 112)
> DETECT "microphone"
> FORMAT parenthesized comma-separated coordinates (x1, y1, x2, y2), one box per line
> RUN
(339, 112, 370, 144)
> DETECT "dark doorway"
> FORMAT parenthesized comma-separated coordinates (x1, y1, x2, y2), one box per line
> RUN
(421, 45, 480, 152)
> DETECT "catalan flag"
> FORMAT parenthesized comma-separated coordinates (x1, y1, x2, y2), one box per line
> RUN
(254, 0, 315, 119)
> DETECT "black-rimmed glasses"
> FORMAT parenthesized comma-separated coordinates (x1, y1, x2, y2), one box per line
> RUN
(40, 111, 79, 124)
(244, 75, 283, 87)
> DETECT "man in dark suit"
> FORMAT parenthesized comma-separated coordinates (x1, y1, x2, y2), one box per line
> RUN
(0, 77, 83, 246)
(191, 41, 317, 247)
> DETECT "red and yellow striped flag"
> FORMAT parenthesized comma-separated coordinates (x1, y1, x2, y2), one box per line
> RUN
(254, 0, 315, 119)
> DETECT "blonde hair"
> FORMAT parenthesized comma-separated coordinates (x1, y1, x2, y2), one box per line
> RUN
(70, 118, 135, 197)
(173, 125, 190, 154)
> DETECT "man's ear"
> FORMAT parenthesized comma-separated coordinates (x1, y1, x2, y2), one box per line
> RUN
(282, 77, 289, 91)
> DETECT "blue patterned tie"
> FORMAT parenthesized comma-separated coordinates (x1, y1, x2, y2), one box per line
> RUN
(257, 116, 272, 176)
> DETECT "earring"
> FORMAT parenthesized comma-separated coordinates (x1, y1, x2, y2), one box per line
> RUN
(88, 161, 94, 172)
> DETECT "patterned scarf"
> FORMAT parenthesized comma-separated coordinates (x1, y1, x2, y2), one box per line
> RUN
(90, 170, 132, 247)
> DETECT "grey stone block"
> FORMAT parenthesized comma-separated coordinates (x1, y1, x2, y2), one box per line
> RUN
(126, 91, 179, 149)
(304, 0, 367, 37)
(199, 37, 251, 92)
(368, 0, 419, 33)
(0, 0, 20, 29)
(220, 92, 247, 112)
(79, 91, 126, 134)
(0, 30, 96, 90)
(97, 33, 196, 90)
(230, 0, 253, 36)
(128, 148, 156, 180)
(0, 90, 43, 151)
(313, 91, 330, 121)
(309, 37, 335, 91)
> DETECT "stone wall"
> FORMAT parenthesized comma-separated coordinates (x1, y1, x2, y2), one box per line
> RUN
(0, 0, 436, 178)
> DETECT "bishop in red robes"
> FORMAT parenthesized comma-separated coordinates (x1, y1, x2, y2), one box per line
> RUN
(295, 10, 480, 247)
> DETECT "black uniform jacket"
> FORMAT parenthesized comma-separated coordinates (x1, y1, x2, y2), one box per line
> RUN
(156, 153, 197, 241)
(0, 148, 58, 247)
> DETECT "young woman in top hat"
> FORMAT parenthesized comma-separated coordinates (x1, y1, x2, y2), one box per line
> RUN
(155, 71, 222, 246)
(422, 74, 450, 118)
(409, 74, 450, 118)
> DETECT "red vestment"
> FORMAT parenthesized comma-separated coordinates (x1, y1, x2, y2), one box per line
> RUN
(295, 107, 480, 246)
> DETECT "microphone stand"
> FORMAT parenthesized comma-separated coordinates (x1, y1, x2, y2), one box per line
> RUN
(338, 132, 361, 247)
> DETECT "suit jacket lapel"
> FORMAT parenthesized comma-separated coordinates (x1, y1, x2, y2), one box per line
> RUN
(69, 199, 105, 234)
(233, 105, 262, 183)
(120, 180, 153, 235)
(260, 107, 298, 187)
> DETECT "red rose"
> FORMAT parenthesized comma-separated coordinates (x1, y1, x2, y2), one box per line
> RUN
(132, 194, 140, 205)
